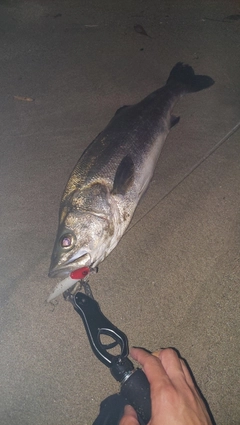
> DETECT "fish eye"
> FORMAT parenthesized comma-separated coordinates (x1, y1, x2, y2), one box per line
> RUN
(60, 234, 73, 248)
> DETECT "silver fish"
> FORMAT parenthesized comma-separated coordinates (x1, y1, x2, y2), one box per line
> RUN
(49, 63, 214, 279)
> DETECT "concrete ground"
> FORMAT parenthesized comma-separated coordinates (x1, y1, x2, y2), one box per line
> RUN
(0, 1, 239, 424)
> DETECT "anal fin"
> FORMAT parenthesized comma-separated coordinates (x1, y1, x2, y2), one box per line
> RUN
(170, 115, 180, 128)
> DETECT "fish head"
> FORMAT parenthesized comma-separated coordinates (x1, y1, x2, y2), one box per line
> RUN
(48, 211, 112, 278)
(48, 184, 115, 278)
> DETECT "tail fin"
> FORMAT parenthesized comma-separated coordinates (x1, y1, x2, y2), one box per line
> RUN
(166, 62, 214, 93)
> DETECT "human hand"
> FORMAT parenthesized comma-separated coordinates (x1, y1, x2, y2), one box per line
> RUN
(119, 347, 213, 425)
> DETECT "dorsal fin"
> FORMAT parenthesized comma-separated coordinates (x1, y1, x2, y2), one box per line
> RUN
(112, 155, 134, 195)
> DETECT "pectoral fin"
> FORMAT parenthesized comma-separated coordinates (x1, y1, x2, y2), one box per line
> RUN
(112, 155, 134, 195)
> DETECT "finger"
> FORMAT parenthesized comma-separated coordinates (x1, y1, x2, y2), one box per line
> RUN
(130, 348, 174, 419)
(119, 405, 139, 425)
(152, 349, 162, 358)
(130, 347, 170, 389)
(180, 358, 198, 391)
(159, 349, 203, 399)
(159, 348, 187, 383)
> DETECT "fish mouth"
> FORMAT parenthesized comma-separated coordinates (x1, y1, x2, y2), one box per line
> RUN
(48, 253, 91, 278)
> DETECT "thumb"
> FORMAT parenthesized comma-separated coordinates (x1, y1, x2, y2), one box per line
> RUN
(119, 405, 140, 425)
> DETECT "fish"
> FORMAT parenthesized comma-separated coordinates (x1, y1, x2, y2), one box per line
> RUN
(48, 63, 214, 281)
